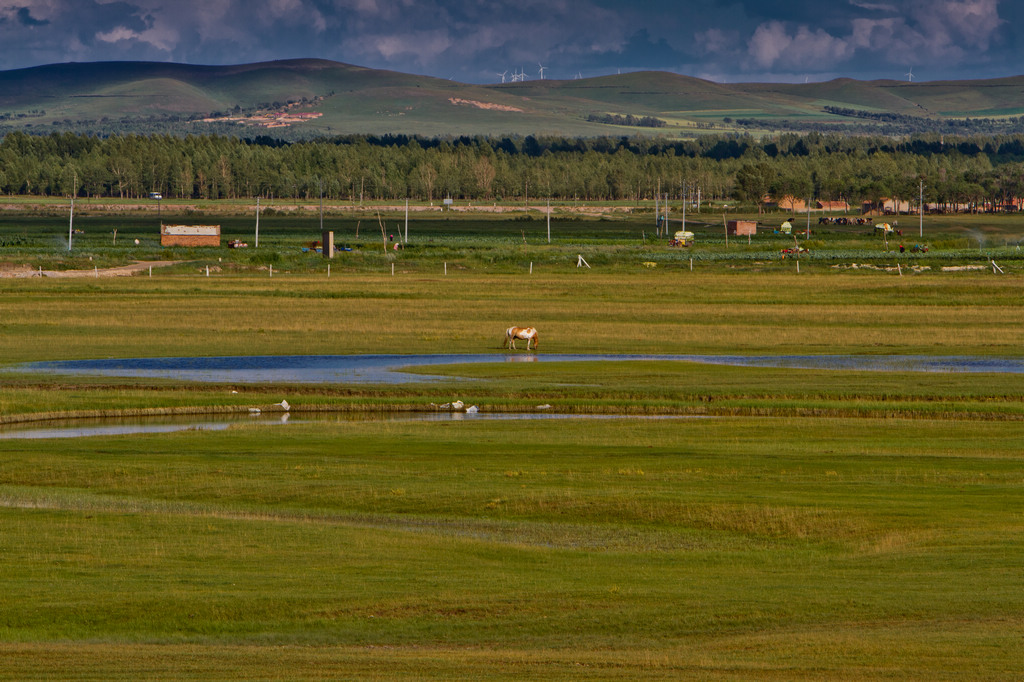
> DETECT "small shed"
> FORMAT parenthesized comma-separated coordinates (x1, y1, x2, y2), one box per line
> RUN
(161, 224, 221, 247)
(727, 220, 757, 236)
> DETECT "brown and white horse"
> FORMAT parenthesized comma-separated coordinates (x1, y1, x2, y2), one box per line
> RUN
(505, 326, 539, 351)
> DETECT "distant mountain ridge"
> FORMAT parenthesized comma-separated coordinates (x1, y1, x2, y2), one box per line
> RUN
(2, 59, 1023, 138)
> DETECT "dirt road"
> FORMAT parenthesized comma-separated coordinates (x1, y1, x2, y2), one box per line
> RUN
(0, 261, 183, 278)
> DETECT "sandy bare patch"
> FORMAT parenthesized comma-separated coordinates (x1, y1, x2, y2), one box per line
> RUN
(449, 98, 524, 113)
(0, 261, 183, 278)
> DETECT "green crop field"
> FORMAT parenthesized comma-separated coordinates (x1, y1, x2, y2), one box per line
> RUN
(1, 205, 1023, 679)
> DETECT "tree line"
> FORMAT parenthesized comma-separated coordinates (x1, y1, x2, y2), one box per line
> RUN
(585, 113, 667, 128)
(1, 130, 1023, 211)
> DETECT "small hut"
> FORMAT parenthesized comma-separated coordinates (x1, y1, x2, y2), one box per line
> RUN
(727, 220, 757, 236)
(160, 224, 221, 247)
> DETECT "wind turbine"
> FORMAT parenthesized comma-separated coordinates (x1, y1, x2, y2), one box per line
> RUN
(537, 63, 547, 80)
(905, 67, 914, 82)
(498, 70, 508, 83)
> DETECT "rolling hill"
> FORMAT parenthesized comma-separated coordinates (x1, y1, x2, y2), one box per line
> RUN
(2, 59, 1023, 138)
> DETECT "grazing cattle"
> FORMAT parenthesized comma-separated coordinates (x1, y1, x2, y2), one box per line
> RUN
(505, 326, 539, 351)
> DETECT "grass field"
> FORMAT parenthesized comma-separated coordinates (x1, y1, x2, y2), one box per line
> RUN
(5, 61, 1024, 138)
(3, 417, 1023, 679)
(1, 206, 1023, 678)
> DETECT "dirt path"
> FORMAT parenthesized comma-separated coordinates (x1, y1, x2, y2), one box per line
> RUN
(0, 261, 183, 278)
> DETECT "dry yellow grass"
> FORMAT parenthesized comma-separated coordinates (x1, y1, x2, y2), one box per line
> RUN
(1, 271, 1022, 363)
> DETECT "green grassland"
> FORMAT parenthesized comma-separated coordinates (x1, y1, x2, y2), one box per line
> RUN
(4, 59, 1024, 137)
(2, 417, 1023, 679)
(1, 207, 1024, 678)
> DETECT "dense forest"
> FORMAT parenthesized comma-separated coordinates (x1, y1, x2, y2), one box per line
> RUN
(1, 130, 1024, 210)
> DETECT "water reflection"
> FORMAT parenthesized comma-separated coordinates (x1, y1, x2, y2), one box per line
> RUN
(0, 412, 292, 439)
(0, 411, 684, 440)
(13, 353, 1024, 385)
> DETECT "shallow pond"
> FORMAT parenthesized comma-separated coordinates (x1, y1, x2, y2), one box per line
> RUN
(0, 411, 687, 440)
(13, 353, 1024, 385)
(6, 352, 1022, 440)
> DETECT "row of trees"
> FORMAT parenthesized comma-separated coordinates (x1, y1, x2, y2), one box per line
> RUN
(585, 114, 667, 128)
(733, 111, 1024, 137)
(0, 131, 1022, 211)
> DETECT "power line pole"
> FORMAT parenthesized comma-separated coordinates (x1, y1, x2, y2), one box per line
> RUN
(318, 178, 324, 233)
(919, 179, 924, 238)
(68, 174, 76, 251)
(681, 182, 686, 234)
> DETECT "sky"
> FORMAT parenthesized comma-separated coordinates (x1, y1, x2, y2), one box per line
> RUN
(0, 0, 1019, 84)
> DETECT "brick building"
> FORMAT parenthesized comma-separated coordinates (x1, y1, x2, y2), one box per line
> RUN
(161, 224, 221, 247)
(727, 220, 757, 236)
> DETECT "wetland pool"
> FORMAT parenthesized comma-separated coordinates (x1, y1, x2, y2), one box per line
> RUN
(13, 353, 1024, 384)
(0, 411, 688, 440)
(5, 353, 1022, 439)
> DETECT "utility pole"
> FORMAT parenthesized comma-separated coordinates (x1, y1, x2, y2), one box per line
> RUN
(681, 182, 686, 234)
(919, 179, 924, 238)
(665, 193, 669, 235)
(255, 196, 260, 248)
(318, 178, 324, 233)
(806, 195, 811, 238)
(655, 186, 660, 237)
(68, 174, 76, 251)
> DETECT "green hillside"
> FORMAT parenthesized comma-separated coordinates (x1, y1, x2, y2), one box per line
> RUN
(1, 59, 1022, 138)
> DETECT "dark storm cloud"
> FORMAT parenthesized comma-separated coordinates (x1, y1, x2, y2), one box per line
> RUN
(16, 6, 48, 25)
(0, 0, 1016, 82)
